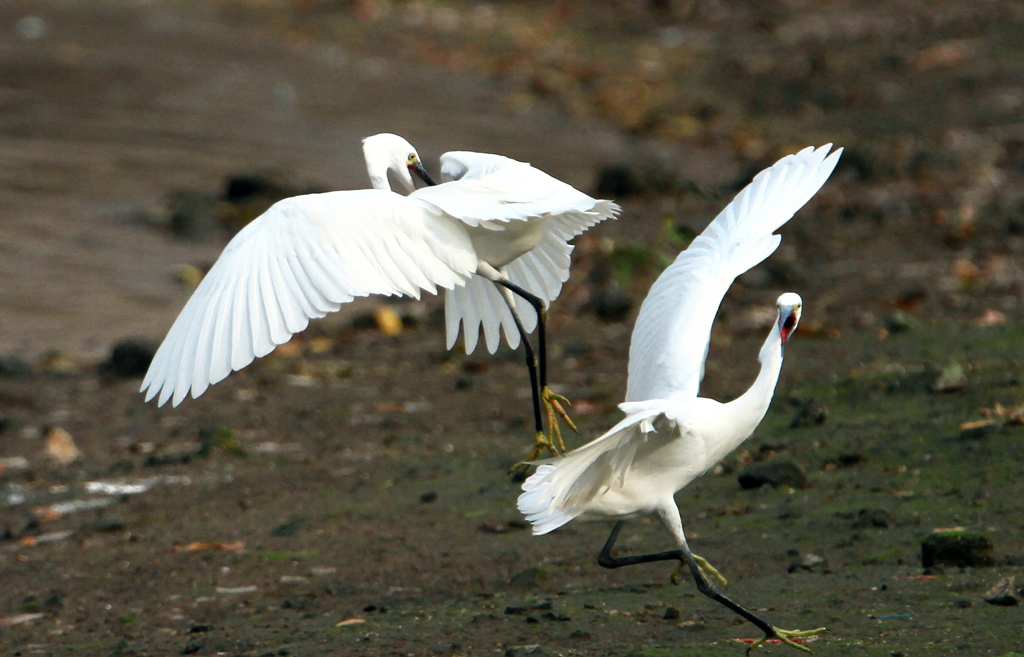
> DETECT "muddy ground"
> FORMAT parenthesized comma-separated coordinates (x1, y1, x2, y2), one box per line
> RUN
(2, 1, 1024, 656)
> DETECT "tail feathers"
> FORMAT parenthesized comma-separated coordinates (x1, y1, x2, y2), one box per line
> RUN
(518, 409, 664, 535)
(517, 464, 579, 535)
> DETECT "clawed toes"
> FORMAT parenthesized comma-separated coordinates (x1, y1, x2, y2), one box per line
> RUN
(746, 627, 827, 655)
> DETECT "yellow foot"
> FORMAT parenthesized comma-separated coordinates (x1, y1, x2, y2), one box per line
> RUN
(542, 386, 578, 455)
(746, 626, 827, 656)
(511, 432, 556, 472)
(670, 554, 728, 587)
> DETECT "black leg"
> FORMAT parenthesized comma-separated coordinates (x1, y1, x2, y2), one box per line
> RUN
(505, 299, 544, 438)
(596, 522, 776, 637)
(493, 279, 548, 389)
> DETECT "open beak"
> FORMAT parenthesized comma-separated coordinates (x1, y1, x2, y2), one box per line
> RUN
(778, 305, 801, 357)
(408, 160, 436, 187)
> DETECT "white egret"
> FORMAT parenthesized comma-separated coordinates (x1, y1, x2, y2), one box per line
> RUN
(518, 145, 842, 654)
(140, 133, 618, 457)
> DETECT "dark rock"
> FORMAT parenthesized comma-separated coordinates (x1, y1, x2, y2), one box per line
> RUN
(271, 516, 307, 537)
(589, 284, 633, 322)
(568, 630, 591, 639)
(101, 341, 155, 379)
(505, 601, 551, 615)
(188, 625, 210, 633)
(509, 568, 549, 590)
(851, 508, 892, 529)
(837, 453, 867, 467)
(982, 576, 1019, 606)
(181, 641, 201, 655)
(79, 519, 126, 534)
(0, 355, 33, 378)
(790, 399, 828, 428)
(595, 164, 643, 197)
(738, 460, 807, 489)
(921, 530, 994, 568)
(161, 190, 220, 239)
(663, 606, 681, 620)
(420, 491, 438, 504)
(540, 612, 571, 621)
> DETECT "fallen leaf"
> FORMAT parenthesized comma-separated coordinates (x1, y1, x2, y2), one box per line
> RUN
(45, 426, 82, 465)
(374, 305, 403, 336)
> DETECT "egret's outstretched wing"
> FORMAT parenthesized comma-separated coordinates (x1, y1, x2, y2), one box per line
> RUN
(518, 399, 691, 535)
(141, 189, 477, 407)
(430, 150, 620, 352)
(416, 151, 619, 229)
(626, 145, 842, 403)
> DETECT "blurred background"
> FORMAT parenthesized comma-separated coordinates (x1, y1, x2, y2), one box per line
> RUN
(2, 1, 1024, 655)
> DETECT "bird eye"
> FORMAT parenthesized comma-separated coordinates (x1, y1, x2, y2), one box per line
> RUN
(408, 153, 416, 163)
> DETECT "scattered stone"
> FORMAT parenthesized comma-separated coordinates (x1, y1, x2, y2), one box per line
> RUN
(101, 340, 156, 379)
(588, 283, 633, 322)
(420, 491, 438, 503)
(921, 530, 994, 568)
(595, 164, 643, 197)
(982, 576, 1019, 606)
(540, 611, 571, 621)
(838, 453, 867, 467)
(271, 516, 307, 537)
(788, 553, 826, 573)
(44, 426, 82, 465)
(79, 519, 126, 534)
(568, 630, 591, 639)
(663, 606, 681, 620)
(505, 645, 546, 657)
(0, 355, 33, 378)
(173, 263, 206, 287)
(851, 508, 892, 529)
(505, 601, 552, 615)
(509, 567, 549, 590)
(738, 460, 807, 489)
(790, 399, 828, 428)
(884, 311, 917, 333)
(932, 362, 967, 393)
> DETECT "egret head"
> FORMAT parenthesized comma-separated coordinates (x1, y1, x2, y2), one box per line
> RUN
(362, 133, 436, 193)
(776, 292, 803, 350)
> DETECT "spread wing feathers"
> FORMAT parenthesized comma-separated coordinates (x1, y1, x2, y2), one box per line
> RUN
(443, 200, 620, 354)
(141, 189, 478, 407)
(626, 144, 842, 403)
(416, 151, 621, 229)
(444, 232, 568, 354)
(518, 400, 685, 535)
(436, 156, 620, 353)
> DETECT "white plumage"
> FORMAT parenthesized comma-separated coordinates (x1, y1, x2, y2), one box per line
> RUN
(519, 145, 841, 534)
(141, 134, 618, 407)
(517, 144, 841, 651)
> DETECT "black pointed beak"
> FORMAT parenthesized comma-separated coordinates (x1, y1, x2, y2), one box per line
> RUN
(409, 161, 436, 187)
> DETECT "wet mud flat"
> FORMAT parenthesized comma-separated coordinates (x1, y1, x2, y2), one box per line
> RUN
(2, 0, 1024, 655)
(2, 318, 1023, 656)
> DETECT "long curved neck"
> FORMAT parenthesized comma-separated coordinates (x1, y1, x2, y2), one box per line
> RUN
(720, 323, 784, 446)
(365, 156, 393, 191)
